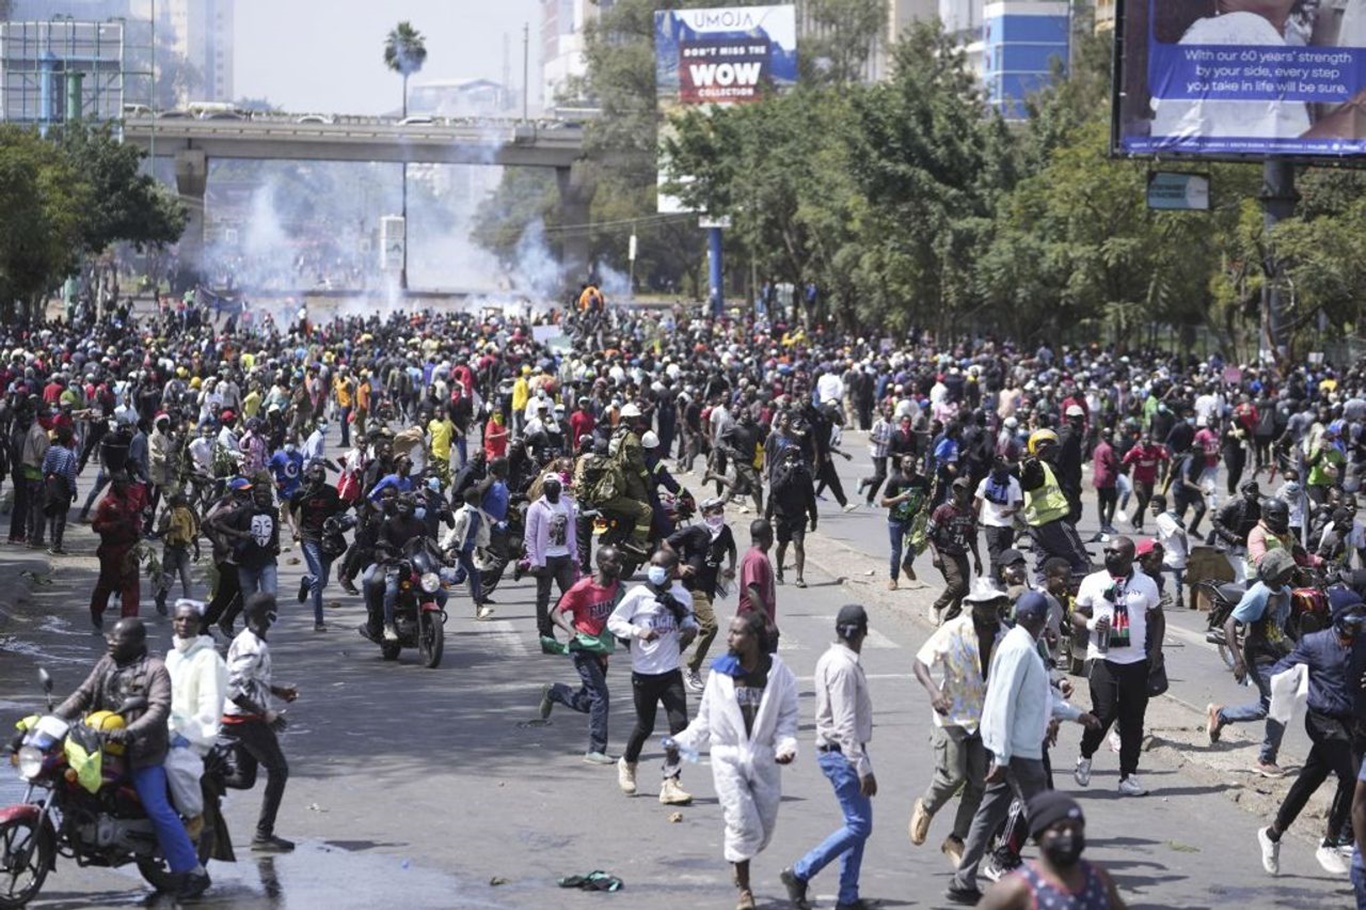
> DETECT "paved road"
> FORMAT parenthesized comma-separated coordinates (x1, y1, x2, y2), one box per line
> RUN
(0, 431, 1354, 909)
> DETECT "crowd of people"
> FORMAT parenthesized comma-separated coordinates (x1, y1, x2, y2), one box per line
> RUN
(5, 290, 1366, 907)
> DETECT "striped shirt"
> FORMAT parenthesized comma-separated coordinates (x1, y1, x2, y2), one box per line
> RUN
(41, 443, 78, 496)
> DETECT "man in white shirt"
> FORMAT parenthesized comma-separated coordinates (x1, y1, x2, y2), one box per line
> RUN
(944, 592, 1097, 904)
(606, 550, 697, 805)
(974, 459, 1023, 578)
(909, 585, 1004, 868)
(1071, 537, 1165, 797)
(781, 605, 877, 910)
(1150, 494, 1190, 606)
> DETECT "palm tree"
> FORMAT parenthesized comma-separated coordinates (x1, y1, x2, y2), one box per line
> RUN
(383, 21, 427, 118)
(383, 21, 426, 290)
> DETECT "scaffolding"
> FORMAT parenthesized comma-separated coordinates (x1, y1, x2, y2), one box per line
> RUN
(0, 18, 150, 129)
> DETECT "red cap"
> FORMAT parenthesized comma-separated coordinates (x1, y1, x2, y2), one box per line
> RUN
(1135, 538, 1160, 556)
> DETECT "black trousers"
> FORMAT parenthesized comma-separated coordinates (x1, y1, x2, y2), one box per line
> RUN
(1080, 658, 1149, 778)
(535, 554, 576, 637)
(1275, 710, 1355, 838)
(984, 525, 1015, 579)
(202, 559, 243, 633)
(622, 669, 689, 772)
(220, 718, 290, 839)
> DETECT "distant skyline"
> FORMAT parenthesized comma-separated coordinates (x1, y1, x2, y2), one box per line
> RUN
(234, 0, 541, 115)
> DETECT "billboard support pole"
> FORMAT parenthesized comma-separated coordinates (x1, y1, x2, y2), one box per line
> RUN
(1260, 159, 1298, 369)
(708, 226, 724, 318)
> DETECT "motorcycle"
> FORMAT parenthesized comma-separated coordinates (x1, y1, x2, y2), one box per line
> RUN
(0, 669, 232, 907)
(364, 537, 452, 667)
(586, 488, 697, 578)
(1199, 569, 1332, 670)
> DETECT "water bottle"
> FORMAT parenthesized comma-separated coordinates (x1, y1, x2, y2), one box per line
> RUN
(661, 736, 699, 763)
(1095, 617, 1110, 654)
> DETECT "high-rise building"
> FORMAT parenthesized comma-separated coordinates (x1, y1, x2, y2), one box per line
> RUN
(162, 0, 232, 104)
(982, 1, 1069, 118)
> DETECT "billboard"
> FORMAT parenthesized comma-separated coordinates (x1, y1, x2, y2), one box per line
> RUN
(1113, 0, 1366, 160)
(1146, 171, 1210, 210)
(655, 5, 797, 211)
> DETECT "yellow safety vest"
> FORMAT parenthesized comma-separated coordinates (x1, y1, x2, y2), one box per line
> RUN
(1024, 461, 1070, 527)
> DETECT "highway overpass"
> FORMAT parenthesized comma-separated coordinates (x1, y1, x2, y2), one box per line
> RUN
(122, 114, 594, 286)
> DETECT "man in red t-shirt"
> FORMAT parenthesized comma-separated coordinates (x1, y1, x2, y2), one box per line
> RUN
(569, 400, 596, 449)
(1121, 436, 1169, 533)
(737, 519, 778, 652)
(540, 545, 624, 763)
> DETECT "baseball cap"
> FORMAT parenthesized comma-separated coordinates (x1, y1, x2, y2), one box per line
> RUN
(835, 604, 868, 633)
(1014, 591, 1050, 621)
(1065, 404, 1084, 417)
(1329, 586, 1364, 620)
(1134, 538, 1161, 557)
(1000, 548, 1026, 566)
(227, 477, 253, 492)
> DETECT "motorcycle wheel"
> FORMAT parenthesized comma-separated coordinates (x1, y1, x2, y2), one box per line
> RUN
(380, 641, 401, 661)
(418, 610, 444, 669)
(0, 815, 52, 908)
(136, 856, 178, 894)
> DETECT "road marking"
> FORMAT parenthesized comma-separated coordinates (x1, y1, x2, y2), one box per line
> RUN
(478, 620, 531, 657)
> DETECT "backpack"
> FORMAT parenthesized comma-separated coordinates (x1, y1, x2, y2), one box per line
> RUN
(579, 454, 623, 505)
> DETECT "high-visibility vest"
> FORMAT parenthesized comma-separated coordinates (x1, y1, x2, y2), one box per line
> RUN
(1024, 461, 1070, 527)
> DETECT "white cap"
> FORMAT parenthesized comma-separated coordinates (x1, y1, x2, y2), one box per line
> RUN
(641, 431, 659, 450)
(1065, 404, 1084, 417)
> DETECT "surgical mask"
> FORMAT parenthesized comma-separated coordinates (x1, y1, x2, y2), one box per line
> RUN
(647, 566, 669, 587)
(1185, 417, 1196, 426)
(415, 507, 427, 521)
(284, 444, 296, 454)
(1039, 832, 1085, 868)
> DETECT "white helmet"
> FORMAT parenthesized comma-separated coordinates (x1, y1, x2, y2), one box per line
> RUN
(641, 431, 659, 450)
(620, 403, 642, 419)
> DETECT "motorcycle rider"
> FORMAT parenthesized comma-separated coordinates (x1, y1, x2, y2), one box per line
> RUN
(642, 431, 684, 541)
(1211, 480, 1262, 582)
(1019, 430, 1090, 581)
(602, 403, 654, 559)
(222, 593, 298, 854)
(364, 493, 431, 642)
(165, 599, 228, 838)
(56, 618, 210, 898)
(1248, 498, 1318, 571)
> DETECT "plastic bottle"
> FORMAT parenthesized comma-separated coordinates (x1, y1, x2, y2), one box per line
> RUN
(661, 736, 699, 763)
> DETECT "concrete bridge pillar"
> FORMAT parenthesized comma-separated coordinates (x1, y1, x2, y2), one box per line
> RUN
(555, 162, 595, 286)
(174, 149, 208, 284)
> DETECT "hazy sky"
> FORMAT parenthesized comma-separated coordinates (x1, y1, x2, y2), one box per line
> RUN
(234, 0, 541, 115)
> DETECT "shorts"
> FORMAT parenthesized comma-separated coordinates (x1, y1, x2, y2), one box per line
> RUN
(774, 513, 808, 544)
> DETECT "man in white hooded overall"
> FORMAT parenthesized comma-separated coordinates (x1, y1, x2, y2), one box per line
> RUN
(165, 599, 228, 837)
(669, 611, 800, 910)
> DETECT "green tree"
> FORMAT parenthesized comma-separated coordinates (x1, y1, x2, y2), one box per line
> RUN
(55, 124, 186, 254)
(0, 126, 89, 321)
(383, 21, 428, 117)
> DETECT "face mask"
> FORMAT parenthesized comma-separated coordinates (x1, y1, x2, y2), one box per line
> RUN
(1185, 417, 1196, 426)
(1040, 832, 1085, 868)
(705, 514, 725, 532)
(647, 565, 669, 587)
(284, 444, 297, 454)
(414, 507, 427, 521)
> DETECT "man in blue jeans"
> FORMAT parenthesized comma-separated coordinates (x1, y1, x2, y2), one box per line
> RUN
(781, 605, 877, 910)
(56, 619, 210, 898)
(880, 455, 931, 591)
(1206, 548, 1296, 777)
(288, 461, 344, 632)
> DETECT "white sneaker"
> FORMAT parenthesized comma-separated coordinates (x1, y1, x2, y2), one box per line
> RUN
(1074, 757, 1092, 787)
(659, 777, 693, 805)
(1257, 827, 1280, 876)
(1316, 842, 1350, 875)
(1117, 775, 1146, 796)
(617, 758, 638, 795)
(684, 669, 704, 693)
(382, 623, 399, 642)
